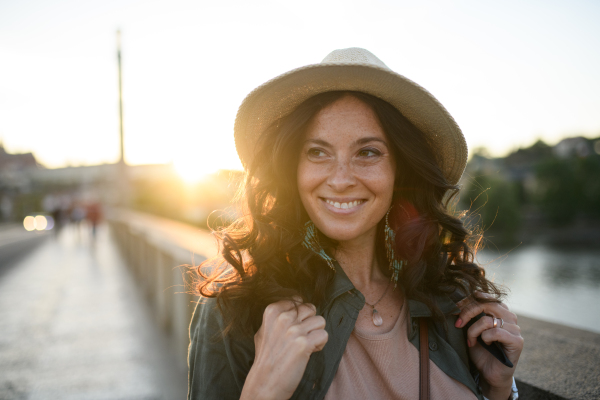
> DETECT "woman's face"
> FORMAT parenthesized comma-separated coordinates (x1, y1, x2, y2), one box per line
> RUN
(297, 95, 396, 245)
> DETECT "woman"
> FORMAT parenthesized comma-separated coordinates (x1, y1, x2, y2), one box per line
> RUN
(188, 48, 523, 400)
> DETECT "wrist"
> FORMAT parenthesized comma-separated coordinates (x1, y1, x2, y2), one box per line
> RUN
(480, 378, 513, 400)
(240, 364, 288, 400)
(241, 367, 280, 400)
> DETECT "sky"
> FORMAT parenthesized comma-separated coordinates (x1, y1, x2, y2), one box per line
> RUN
(1, 0, 599, 181)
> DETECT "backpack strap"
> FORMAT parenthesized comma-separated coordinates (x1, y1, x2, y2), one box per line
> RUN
(451, 289, 514, 368)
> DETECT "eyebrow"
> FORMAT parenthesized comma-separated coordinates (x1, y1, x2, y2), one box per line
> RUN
(304, 137, 389, 147)
(354, 137, 389, 147)
(304, 138, 331, 147)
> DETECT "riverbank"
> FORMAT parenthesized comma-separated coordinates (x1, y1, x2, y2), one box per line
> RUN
(478, 213, 600, 249)
(516, 215, 600, 247)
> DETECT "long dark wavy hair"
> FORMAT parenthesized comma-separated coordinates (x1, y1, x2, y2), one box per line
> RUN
(195, 91, 503, 336)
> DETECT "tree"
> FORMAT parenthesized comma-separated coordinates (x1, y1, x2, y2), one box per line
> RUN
(461, 175, 522, 245)
(535, 155, 600, 225)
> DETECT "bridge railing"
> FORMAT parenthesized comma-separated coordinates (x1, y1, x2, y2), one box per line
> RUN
(107, 208, 217, 367)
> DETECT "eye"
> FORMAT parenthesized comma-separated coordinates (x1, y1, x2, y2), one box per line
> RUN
(307, 148, 327, 158)
(357, 148, 381, 157)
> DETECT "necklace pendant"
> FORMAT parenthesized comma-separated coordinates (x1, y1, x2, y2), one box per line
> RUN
(372, 308, 383, 326)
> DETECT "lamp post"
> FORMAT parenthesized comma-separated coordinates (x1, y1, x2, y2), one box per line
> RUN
(117, 30, 125, 166)
(115, 29, 130, 205)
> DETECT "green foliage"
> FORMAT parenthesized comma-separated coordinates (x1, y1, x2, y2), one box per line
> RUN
(461, 137, 600, 245)
(461, 175, 522, 244)
(535, 155, 600, 225)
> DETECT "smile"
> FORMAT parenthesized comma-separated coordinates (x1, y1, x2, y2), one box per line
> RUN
(323, 199, 366, 210)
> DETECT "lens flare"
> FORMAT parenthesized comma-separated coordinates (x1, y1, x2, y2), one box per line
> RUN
(35, 215, 48, 231)
(174, 157, 219, 185)
(45, 216, 55, 230)
(23, 216, 36, 231)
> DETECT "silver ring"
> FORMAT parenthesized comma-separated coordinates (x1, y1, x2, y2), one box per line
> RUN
(492, 317, 505, 329)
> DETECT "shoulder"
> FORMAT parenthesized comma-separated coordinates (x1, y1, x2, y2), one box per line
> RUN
(189, 297, 225, 342)
(188, 297, 255, 400)
(188, 259, 254, 400)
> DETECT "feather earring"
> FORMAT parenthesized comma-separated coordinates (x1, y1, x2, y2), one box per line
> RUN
(302, 220, 336, 272)
(384, 207, 404, 288)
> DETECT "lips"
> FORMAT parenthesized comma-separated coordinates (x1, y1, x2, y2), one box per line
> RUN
(322, 198, 366, 210)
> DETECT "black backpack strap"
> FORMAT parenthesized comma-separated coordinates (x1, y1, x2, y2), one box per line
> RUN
(450, 289, 513, 368)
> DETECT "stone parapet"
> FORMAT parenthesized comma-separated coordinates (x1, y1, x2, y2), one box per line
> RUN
(107, 208, 218, 367)
(515, 315, 600, 399)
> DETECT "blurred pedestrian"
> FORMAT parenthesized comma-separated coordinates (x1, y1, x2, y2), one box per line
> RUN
(70, 203, 86, 236)
(86, 202, 102, 239)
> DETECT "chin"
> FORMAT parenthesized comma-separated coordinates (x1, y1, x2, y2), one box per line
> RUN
(317, 223, 374, 243)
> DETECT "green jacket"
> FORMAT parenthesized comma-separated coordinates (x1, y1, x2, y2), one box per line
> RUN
(188, 264, 485, 400)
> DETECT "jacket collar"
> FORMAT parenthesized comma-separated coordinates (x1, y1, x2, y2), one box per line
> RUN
(324, 261, 357, 304)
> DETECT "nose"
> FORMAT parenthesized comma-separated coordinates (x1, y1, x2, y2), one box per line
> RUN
(327, 159, 357, 192)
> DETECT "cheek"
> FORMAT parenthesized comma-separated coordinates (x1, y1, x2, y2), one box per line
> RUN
(358, 163, 396, 198)
(297, 161, 319, 204)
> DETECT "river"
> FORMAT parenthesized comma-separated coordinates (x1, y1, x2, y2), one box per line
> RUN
(477, 245, 600, 333)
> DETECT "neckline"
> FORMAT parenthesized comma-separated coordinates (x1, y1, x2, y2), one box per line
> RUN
(353, 300, 405, 341)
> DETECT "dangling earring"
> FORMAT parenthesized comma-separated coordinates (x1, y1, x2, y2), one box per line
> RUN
(384, 207, 404, 288)
(302, 221, 336, 272)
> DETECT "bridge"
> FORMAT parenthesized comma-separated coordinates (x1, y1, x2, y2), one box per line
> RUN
(0, 210, 598, 399)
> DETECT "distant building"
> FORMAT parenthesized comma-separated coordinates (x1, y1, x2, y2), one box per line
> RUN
(0, 145, 43, 221)
(0, 145, 39, 171)
(553, 137, 592, 159)
(0, 145, 42, 193)
(31, 163, 177, 186)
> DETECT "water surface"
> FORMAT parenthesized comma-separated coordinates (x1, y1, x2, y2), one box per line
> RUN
(477, 245, 600, 333)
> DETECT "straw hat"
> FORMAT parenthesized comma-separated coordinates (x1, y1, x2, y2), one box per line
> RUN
(234, 47, 467, 185)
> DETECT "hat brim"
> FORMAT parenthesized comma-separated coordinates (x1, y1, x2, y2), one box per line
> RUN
(234, 62, 467, 185)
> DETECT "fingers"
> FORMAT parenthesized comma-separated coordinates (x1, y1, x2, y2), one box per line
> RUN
(286, 313, 324, 335)
(263, 300, 317, 326)
(306, 327, 329, 352)
(249, 299, 328, 399)
(466, 315, 521, 347)
(263, 301, 294, 324)
(296, 303, 317, 322)
(259, 299, 322, 352)
(465, 315, 500, 346)
(480, 325, 524, 355)
(455, 296, 516, 329)
(300, 315, 326, 334)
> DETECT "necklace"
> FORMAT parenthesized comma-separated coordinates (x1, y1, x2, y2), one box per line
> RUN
(364, 280, 391, 327)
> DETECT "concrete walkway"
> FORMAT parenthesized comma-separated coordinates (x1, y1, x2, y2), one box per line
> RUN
(0, 224, 188, 400)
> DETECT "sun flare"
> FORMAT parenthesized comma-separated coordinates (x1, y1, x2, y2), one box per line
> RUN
(173, 157, 220, 184)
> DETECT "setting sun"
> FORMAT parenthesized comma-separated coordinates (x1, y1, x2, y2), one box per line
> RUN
(174, 156, 220, 184)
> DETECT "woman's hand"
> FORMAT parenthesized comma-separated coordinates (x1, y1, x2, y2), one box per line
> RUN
(455, 293, 524, 400)
(240, 298, 329, 400)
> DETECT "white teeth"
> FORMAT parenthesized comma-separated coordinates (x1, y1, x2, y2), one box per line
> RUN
(325, 199, 364, 209)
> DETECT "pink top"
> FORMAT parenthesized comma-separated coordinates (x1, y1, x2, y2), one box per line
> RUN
(324, 303, 477, 400)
